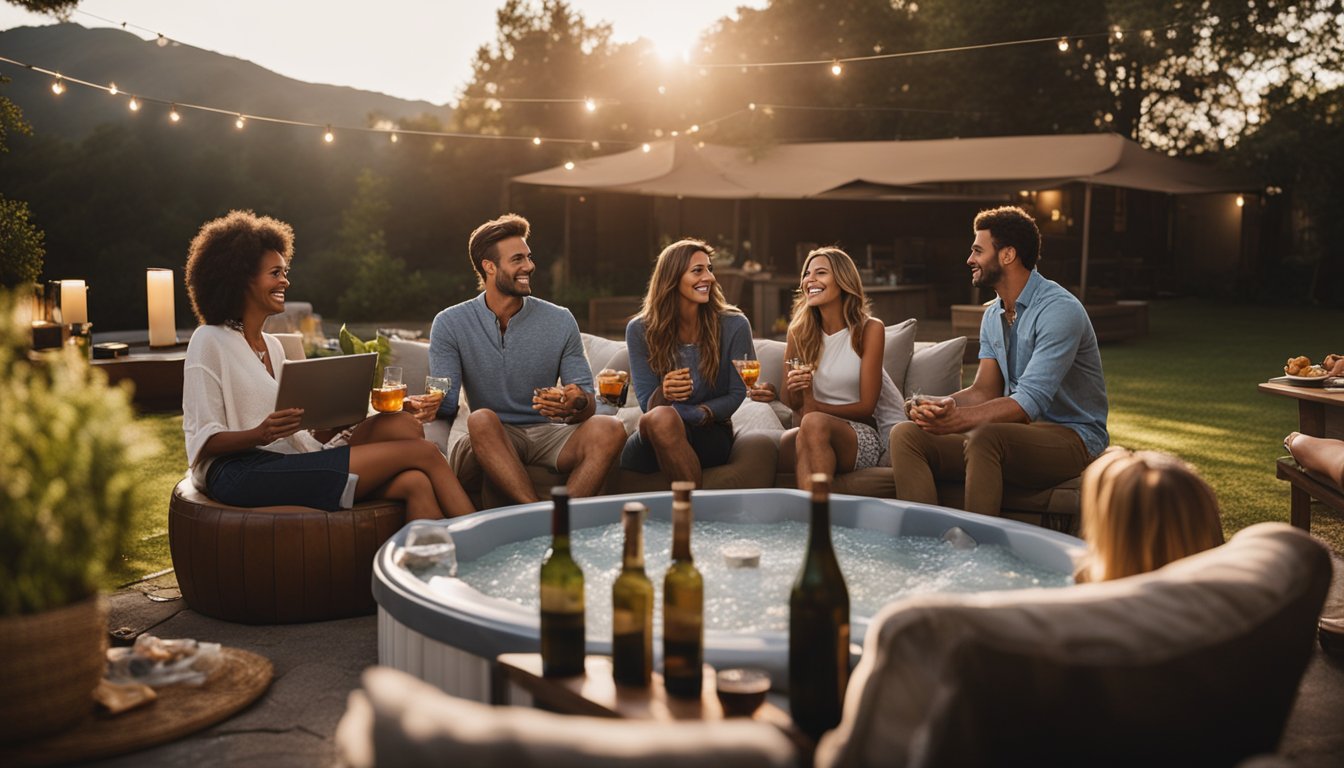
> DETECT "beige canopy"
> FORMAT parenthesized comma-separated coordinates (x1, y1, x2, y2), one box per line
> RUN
(513, 133, 1251, 199)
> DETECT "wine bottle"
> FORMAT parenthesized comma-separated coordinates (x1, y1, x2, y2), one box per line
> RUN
(789, 473, 850, 739)
(540, 486, 585, 677)
(612, 502, 653, 687)
(663, 481, 703, 698)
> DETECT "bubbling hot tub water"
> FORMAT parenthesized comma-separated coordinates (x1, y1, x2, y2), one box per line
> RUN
(373, 489, 1084, 701)
(437, 519, 1068, 636)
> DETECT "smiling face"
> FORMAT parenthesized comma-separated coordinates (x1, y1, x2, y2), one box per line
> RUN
(677, 250, 715, 307)
(486, 235, 534, 298)
(801, 254, 840, 307)
(968, 229, 1005, 289)
(247, 249, 290, 316)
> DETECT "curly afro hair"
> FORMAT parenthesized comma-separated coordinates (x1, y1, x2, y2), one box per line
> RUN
(185, 210, 294, 325)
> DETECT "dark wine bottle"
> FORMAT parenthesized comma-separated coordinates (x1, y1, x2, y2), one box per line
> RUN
(662, 481, 703, 698)
(612, 502, 653, 686)
(540, 486, 585, 677)
(789, 473, 850, 740)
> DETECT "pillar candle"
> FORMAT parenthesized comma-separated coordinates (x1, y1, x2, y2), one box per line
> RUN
(146, 268, 177, 347)
(60, 279, 87, 325)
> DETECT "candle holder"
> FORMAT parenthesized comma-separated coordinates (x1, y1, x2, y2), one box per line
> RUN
(66, 322, 93, 359)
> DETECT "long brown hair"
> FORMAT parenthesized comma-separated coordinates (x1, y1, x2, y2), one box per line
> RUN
(1077, 447, 1225, 583)
(635, 238, 739, 384)
(786, 247, 871, 367)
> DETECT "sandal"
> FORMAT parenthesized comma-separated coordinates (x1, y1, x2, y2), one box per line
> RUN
(1284, 432, 1300, 461)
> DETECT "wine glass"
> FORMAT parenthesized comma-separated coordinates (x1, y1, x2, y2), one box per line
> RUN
(732, 355, 760, 393)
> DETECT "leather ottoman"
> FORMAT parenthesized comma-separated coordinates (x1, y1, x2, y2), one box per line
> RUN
(168, 478, 405, 624)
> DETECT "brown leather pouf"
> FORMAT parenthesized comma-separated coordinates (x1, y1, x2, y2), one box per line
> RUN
(168, 479, 405, 624)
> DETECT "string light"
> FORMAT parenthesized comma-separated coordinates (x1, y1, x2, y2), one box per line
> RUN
(108, 82, 118, 95)
(584, 97, 597, 113)
(1236, 195, 1245, 208)
(51, 75, 65, 95)
(1057, 37, 1070, 52)
(641, 143, 651, 152)
(389, 132, 399, 143)
(235, 114, 246, 129)
(323, 124, 334, 143)
(128, 95, 140, 111)
(564, 161, 575, 170)
(689, 124, 700, 133)
(156, 33, 168, 47)
(169, 104, 181, 122)
(830, 60, 843, 77)
(533, 136, 542, 146)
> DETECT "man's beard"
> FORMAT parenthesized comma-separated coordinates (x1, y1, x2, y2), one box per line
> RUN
(972, 259, 1002, 289)
(495, 270, 532, 297)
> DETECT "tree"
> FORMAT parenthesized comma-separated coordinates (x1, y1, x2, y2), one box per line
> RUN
(0, 195, 44, 287)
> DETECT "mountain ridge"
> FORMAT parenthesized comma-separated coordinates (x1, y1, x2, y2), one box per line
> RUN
(0, 23, 455, 141)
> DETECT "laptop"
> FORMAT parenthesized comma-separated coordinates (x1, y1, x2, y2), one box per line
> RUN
(274, 353, 378, 430)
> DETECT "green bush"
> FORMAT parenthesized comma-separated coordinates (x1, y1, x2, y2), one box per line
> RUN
(0, 290, 148, 615)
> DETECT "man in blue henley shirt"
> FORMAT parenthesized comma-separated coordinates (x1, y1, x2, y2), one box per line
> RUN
(429, 213, 625, 504)
(889, 206, 1109, 517)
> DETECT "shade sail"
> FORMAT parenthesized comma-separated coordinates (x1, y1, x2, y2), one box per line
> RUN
(513, 134, 1252, 199)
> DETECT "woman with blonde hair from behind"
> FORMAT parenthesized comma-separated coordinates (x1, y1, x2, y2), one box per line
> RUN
(1076, 447, 1225, 583)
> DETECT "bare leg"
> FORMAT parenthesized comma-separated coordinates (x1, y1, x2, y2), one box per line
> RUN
(795, 412, 860, 490)
(1287, 432, 1344, 489)
(467, 409, 538, 504)
(378, 469, 442, 521)
(779, 428, 799, 477)
(639, 406, 702, 487)
(348, 438, 474, 518)
(556, 414, 625, 497)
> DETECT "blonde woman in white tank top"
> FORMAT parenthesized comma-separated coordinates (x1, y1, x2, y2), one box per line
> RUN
(762, 247, 906, 489)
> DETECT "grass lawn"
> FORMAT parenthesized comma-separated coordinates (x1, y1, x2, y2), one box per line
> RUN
(107, 297, 1344, 589)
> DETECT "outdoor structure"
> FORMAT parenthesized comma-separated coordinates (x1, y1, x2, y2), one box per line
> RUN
(513, 134, 1254, 331)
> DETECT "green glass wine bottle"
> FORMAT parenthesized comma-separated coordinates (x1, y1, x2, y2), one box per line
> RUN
(540, 486, 585, 677)
(662, 481, 703, 698)
(611, 502, 653, 687)
(789, 473, 850, 740)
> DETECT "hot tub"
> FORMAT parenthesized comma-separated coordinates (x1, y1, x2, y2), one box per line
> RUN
(373, 489, 1083, 701)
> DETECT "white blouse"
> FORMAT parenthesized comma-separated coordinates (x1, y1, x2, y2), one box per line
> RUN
(182, 324, 324, 490)
(811, 327, 906, 442)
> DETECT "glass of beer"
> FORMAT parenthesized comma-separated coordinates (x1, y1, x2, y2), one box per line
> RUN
(715, 667, 770, 717)
(372, 365, 407, 413)
(596, 368, 629, 407)
(732, 355, 760, 390)
(533, 386, 566, 423)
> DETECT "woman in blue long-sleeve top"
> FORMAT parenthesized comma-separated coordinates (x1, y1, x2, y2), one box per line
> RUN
(623, 239, 754, 487)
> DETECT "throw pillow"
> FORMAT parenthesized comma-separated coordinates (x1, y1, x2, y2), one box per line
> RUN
(883, 318, 918, 394)
(387, 336, 431, 395)
(753, 338, 787, 390)
(905, 337, 967, 398)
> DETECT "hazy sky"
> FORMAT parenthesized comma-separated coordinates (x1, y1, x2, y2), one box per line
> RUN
(0, 0, 763, 105)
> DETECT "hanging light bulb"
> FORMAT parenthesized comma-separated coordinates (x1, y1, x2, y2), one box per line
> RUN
(108, 82, 118, 96)
(156, 33, 168, 47)
(564, 161, 575, 170)
(748, 102, 757, 111)
(169, 104, 181, 122)
(689, 124, 700, 133)
(584, 97, 597, 113)
(830, 60, 843, 77)
(51, 76, 65, 95)
(128, 96, 140, 111)
(1235, 195, 1245, 208)
(235, 114, 246, 129)
(532, 136, 542, 146)
(389, 132, 399, 143)
(323, 125, 334, 143)
(641, 143, 651, 153)
(1057, 37, 1070, 52)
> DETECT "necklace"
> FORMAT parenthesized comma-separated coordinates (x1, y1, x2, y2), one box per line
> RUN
(224, 319, 267, 362)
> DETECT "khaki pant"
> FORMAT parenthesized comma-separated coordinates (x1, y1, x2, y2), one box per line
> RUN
(889, 422, 1092, 516)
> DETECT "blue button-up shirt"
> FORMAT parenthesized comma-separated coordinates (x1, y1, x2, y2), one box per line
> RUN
(978, 270, 1109, 457)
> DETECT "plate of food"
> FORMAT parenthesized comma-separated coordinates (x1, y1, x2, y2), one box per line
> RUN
(1282, 354, 1340, 385)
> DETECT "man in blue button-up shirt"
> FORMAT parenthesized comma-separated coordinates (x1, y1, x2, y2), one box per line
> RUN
(889, 206, 1108, 517)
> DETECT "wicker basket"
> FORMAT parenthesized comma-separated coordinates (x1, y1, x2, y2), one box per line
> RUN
(0, 596, 107, 745)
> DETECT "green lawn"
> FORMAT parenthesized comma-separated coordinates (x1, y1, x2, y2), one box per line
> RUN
(108, 297, 1344, 588)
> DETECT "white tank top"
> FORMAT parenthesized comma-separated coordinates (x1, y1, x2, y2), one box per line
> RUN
(812, 327, 905, 441)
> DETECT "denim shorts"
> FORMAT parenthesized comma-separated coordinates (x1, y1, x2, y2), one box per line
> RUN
(619, 420, 733, 474)
(205, 447, 353, 511)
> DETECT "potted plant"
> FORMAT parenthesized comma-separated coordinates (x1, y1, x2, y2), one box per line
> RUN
(0, 289, 145, 744)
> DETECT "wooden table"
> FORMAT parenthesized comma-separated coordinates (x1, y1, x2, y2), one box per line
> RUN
(1258, 379, 1344, 529)
(92, 343, 189, 412)
(495, 653, 795, 728)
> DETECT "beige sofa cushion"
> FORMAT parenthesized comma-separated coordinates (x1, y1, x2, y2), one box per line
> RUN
(906, 337, 966, 398)
(815, 522, 1332, 768)
(337, 666, 796, 768)
(882, 318, 918, 392)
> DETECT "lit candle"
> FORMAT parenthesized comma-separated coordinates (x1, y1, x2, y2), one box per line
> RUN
(60, 280, 87, 325)
(146, 268, 178, 347)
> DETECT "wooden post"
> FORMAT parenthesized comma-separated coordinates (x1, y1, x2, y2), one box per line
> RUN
(1078, 183, 1093, 303)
